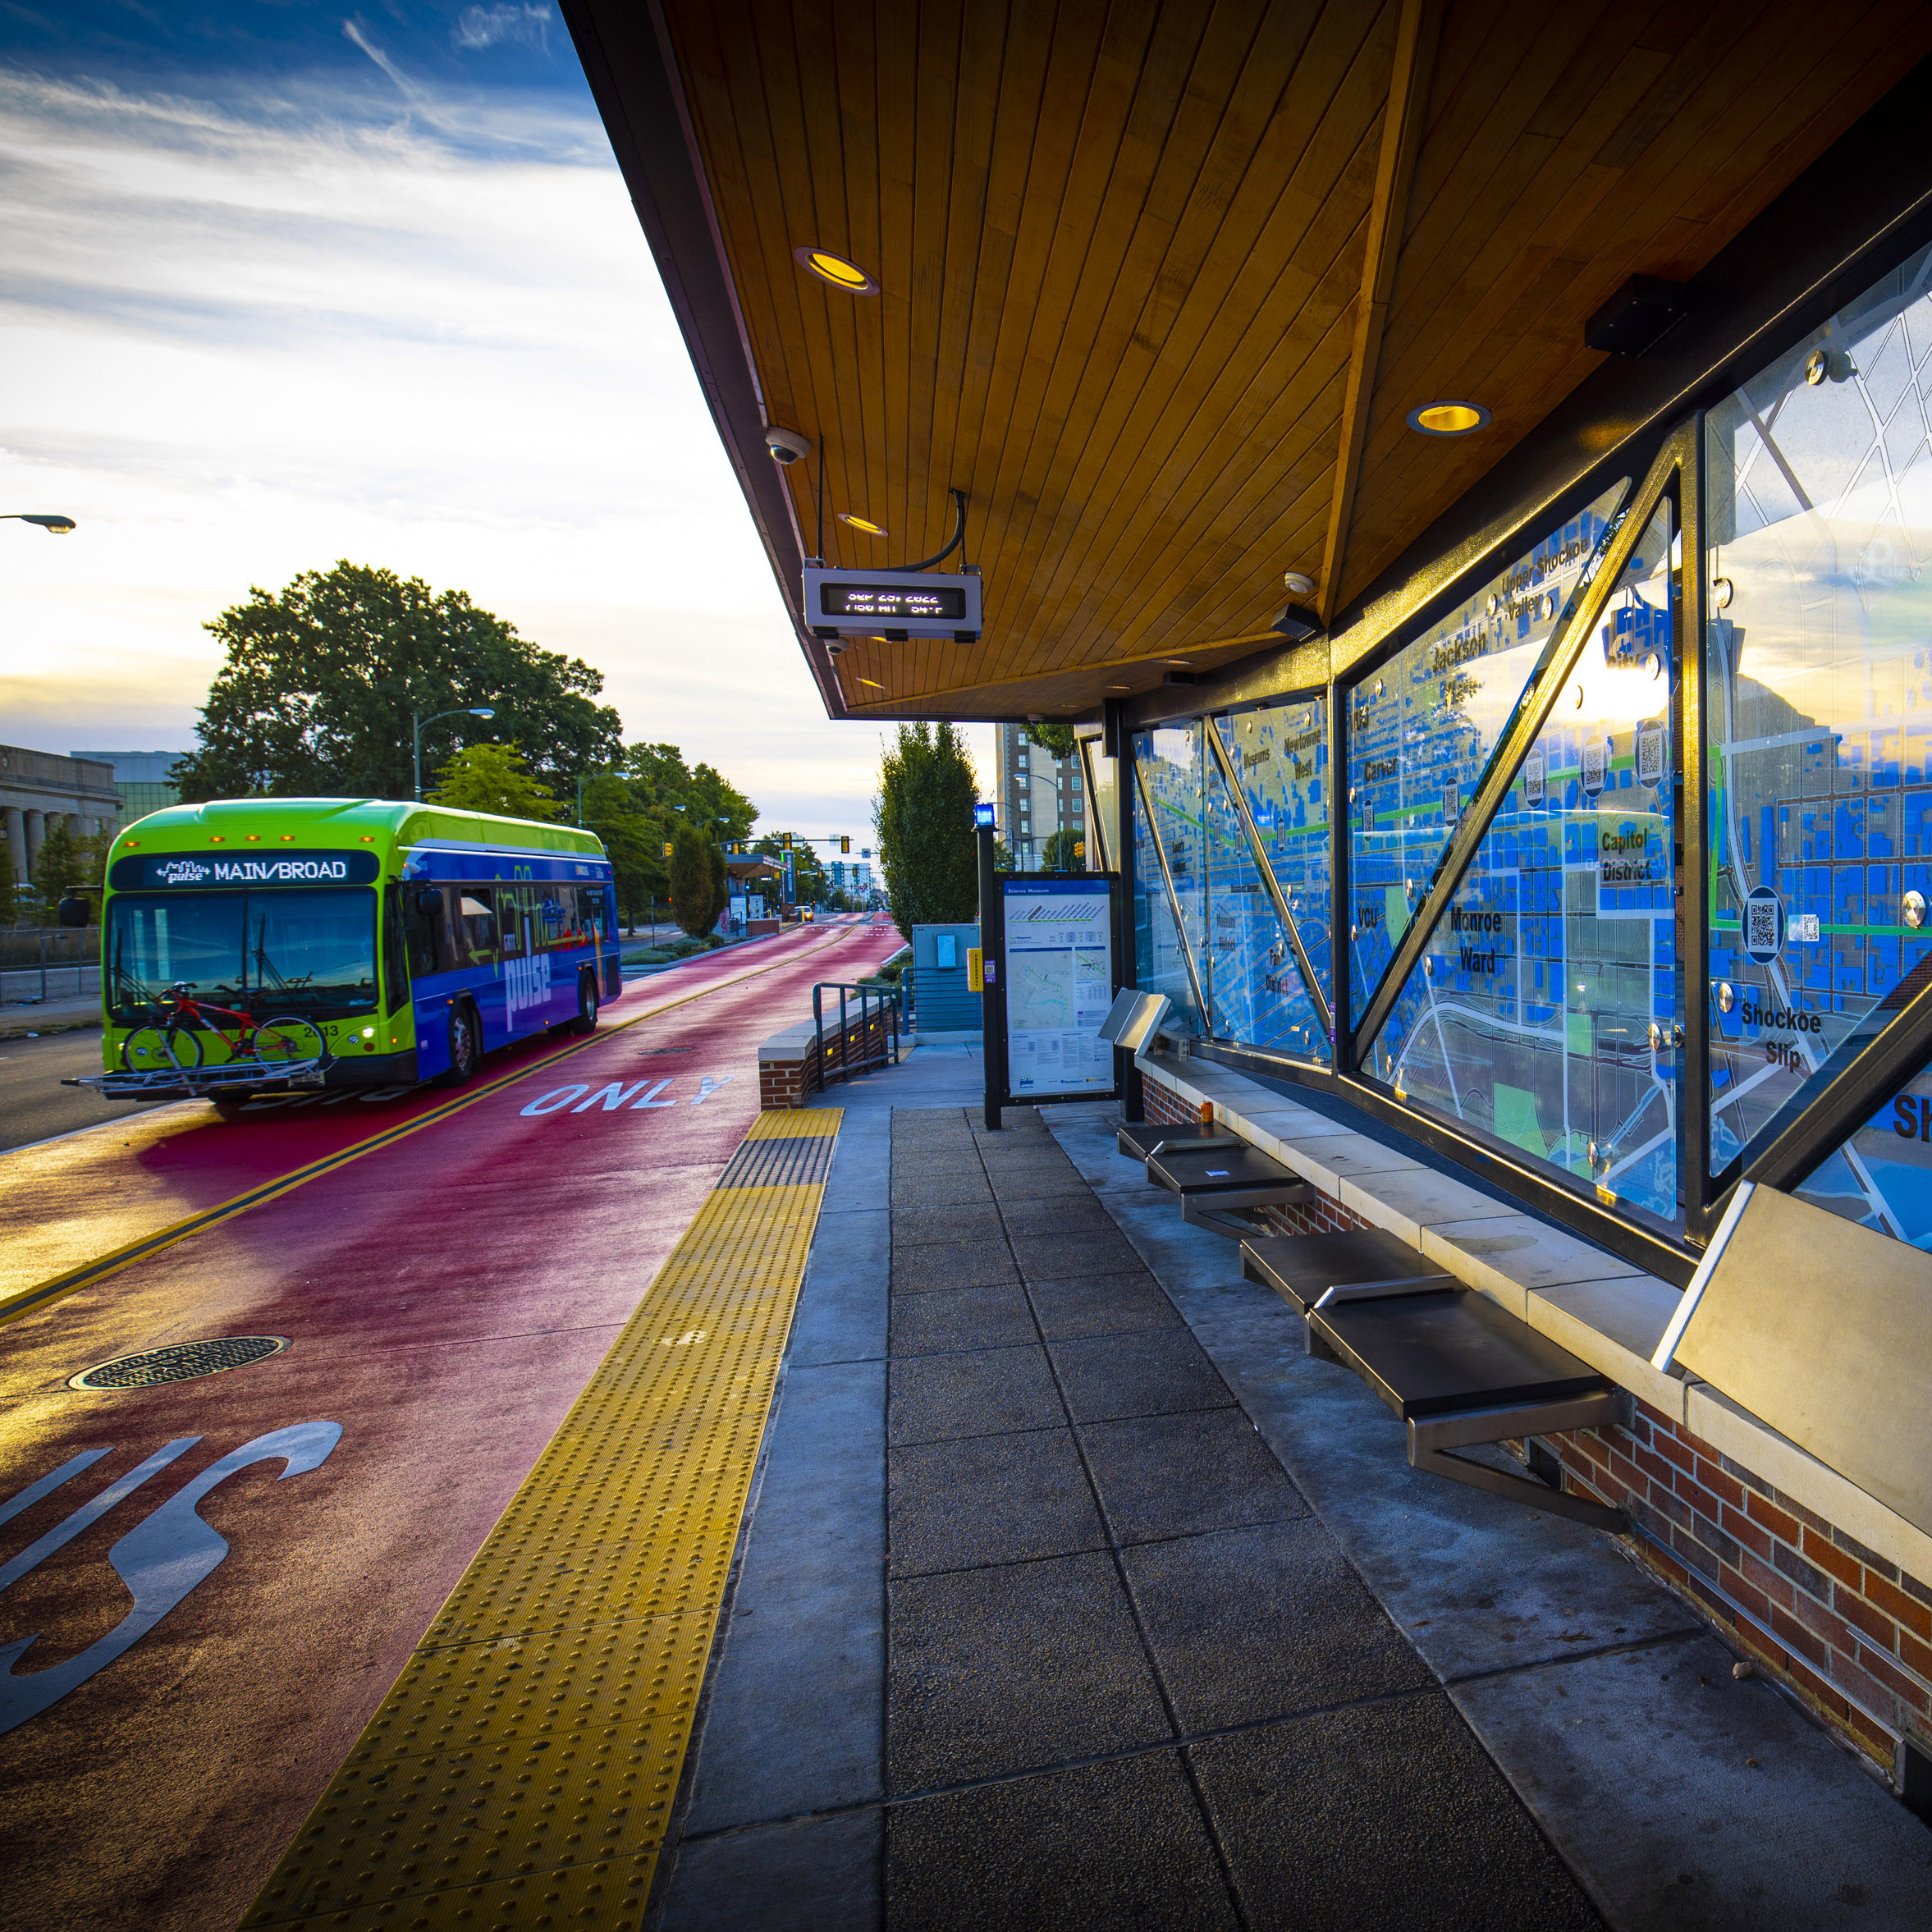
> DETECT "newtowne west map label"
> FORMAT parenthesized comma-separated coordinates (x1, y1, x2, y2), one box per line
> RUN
(1002, 877, 1115, 1096)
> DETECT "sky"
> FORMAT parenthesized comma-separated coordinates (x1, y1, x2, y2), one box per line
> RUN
(0, 0, 993, 839)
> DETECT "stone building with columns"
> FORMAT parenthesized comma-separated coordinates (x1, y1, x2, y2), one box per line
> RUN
(0, 744, 121, 897)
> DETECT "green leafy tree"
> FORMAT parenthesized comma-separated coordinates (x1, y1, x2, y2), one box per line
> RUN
(707, 843, 729, 930)
(172, 561, 621, 802)
(426, 744, 562, 821)
(992, 839, 1015, 874)
(1028, 721, 1080, 759)
(668, 822, 717, 936)
(873, 722, 979, 938)
(580, 772, 665, 931)
(28, 819, 109, 923)
(1042, 827, 1086, 872)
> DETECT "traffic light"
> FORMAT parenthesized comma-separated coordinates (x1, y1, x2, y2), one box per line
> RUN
(840, 836, 850, 854)
(781, 831, 793, 850)
(663, 841, 674, 858)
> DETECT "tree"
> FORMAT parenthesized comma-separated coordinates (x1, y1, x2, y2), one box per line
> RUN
(706, 843, 729, 930)
(1028, 721, 1081, 760)
(425, 744, 562, 821)
(172, 561, 622, 802)
(992, 839, 1015, 874)
(669, 822, 717, 936)
(1042, 827, 1086, 872)
(873, 722, 979, 937)
(28, 819, 108, 924)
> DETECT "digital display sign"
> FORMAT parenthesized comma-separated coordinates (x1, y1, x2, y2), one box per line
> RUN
(819, 582, 967, 620)
(111, 849, 382, 890)
(803, 565, 982, 639)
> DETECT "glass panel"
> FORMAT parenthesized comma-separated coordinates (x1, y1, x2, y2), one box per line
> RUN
(1365, 497, 1682, 1225)
(1706, 241, 1932, 1172)
(110, 892, 245, 1014)
(1794, 1059, 1932, 1246)
(1131, 727, 1203, 1032)
(1080, 737, 1119, 872)
(245, 889, 379, 1012)
(1211, 698, 1330, 1060)
(1346, 480, 1628, 1020)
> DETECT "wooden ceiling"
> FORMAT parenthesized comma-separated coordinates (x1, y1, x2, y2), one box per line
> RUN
(569, 0, 1932, 722)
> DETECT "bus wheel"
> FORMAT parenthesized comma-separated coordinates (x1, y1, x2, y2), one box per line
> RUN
(570, 971, 599, 1036)
(436, 1001, 482, 1087)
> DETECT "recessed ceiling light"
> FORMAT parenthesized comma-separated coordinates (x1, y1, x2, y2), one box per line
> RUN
(1108, 684, 1131, 691)
(794, 245, 877, 295)
(1282, 571, 1316, 596)
(1408, 401, 1490, 436)
(838, 512, 887, 535)
(1164, 658, 1193, 666)
(856, 676, 882, 688)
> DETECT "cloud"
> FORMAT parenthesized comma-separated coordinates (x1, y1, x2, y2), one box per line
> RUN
(452, 7, 554, 54)
(0, 60, 913, 834)
(341, 20, 428, 108)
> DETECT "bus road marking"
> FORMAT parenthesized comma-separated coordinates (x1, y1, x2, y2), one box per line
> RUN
(518, 1075, 735, 1117)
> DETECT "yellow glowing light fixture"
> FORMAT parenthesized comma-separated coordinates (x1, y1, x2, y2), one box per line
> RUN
(838, 512, 888, 536)
(794, 245, 877, 295)
(1407, 401, 1490, 437)
(856, 676, 883, 688)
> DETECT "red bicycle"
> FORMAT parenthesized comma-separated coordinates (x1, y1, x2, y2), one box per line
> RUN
(121, 982, 328, 1075)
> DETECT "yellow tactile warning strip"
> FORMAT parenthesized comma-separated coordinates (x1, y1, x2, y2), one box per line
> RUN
(241, 1110, 844, 1931)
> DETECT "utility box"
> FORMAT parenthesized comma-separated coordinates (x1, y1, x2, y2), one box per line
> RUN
(909, 923, 981, 1033)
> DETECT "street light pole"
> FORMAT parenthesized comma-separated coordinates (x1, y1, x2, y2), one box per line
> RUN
(1, 513, 76, 534)
(412, 703, 497, 802)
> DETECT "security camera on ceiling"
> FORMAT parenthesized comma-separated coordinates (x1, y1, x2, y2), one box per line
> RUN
(766, 426, 813, 464)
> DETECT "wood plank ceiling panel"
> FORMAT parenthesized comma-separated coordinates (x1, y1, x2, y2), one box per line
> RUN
(646, 0, 1932, 720)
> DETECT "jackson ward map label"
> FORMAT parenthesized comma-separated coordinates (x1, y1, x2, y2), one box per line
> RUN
(1003, 878, 1115, 1096)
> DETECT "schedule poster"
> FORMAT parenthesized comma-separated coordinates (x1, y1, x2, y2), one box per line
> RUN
(1001, 877, 1115, 1097)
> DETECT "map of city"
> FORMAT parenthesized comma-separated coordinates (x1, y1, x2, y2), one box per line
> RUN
(1705, 245, 1932, 1242)
(1005, 881, 1115, 1095)
(1356, 490, 1686, 1224)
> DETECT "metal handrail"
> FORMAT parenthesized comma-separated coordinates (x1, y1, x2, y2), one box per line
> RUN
(811, 980, 901, 1088)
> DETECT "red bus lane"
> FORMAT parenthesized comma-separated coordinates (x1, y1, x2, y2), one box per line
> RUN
(0, 916, 900, 1932)
(0, 918, 881, 1320)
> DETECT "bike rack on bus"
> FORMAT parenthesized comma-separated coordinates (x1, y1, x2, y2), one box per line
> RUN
(66, 1057, 329, 1102)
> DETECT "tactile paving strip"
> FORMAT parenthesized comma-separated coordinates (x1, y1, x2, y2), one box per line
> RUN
(242, 1112, 842, 1930)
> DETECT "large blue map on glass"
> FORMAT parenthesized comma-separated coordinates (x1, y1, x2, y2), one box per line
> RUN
(1346, 482, 1628, 1026)
(1133, 726, 1203, 1031)
(1211, 698, 1330, 1060)
(1707, 240, 1932, 1245)
(1365, 498, 1680, 1223)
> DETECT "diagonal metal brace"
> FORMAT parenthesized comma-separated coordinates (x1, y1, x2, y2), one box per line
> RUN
(1181, 1183, 1313, 1240)
(1406, 1393, 1630, 1531)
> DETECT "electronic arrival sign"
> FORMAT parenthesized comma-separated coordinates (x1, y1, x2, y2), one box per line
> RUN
(110, 849, 382, 889)
(803, 565, 982, 639)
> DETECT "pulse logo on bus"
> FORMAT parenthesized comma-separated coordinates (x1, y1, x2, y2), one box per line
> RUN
(504, 953, 548, 1022)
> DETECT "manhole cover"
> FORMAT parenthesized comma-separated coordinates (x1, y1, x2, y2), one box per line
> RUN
(68, 1336, 291, 1391)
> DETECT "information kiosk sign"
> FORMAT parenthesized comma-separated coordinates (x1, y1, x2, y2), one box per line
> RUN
(1000, 876, 1116, 1098)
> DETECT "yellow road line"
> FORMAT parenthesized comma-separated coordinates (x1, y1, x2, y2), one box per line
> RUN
(0, 926, 870, 1332)
(240, 1110, 842, 1930)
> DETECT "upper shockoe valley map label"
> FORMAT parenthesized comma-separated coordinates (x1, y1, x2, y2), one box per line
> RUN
(1002, 877, 1115, 1096)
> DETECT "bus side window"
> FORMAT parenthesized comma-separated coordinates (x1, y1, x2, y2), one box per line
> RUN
(536, 887, 570, 951)
(497, 886, 526, 957)
(402, 885, 449, 977)
(382, 886, 410, 1014)
(457, 894, 497, 966)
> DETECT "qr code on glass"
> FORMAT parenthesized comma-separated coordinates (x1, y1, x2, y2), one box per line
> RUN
(1636, 723, 1665, 785)
(1747, 897, 1779, 955)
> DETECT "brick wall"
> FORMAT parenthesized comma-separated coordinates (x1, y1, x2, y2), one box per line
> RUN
(1558, 1405, 1932, 1767)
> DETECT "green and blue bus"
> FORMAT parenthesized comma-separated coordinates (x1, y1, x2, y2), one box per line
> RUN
(91, 798, 620, 1092)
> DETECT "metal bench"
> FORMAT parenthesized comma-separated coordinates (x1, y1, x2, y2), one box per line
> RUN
(1115, 1118, 1240, 1163)
(1242, 1229, 1628, 1531)
(1145, 1140, 1313, 1238)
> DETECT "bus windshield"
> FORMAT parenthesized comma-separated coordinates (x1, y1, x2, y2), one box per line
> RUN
(110, 889, 379, 1016)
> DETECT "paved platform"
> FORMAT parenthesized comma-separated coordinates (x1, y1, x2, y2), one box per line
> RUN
(652, 1075, 1932, 1930)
